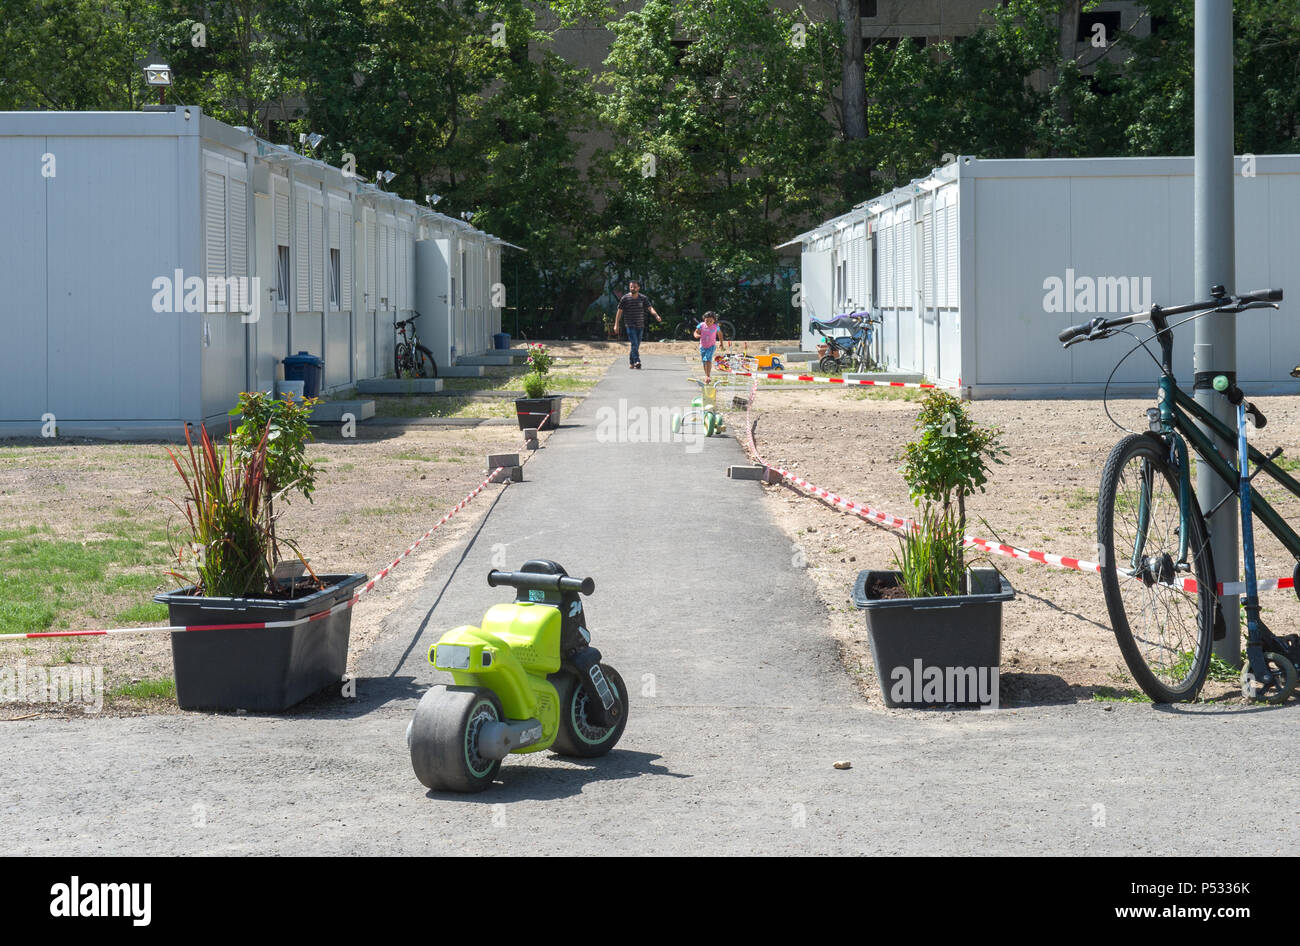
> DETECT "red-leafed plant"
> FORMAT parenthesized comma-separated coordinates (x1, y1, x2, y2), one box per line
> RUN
(166, 422, 311, 598)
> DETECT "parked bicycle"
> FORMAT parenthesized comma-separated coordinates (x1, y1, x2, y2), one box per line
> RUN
(394, 312, 438, 379)
(812, 313, 881, 374)
(1060, 285, 1298, 703)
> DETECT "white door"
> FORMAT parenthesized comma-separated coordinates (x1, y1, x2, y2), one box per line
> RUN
(801, 250, 832, 350)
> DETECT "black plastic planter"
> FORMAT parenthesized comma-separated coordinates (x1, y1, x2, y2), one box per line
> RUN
(154, 573, 366, 712)
(515, 396, 562, 431)
(851, 568, 1014, 708)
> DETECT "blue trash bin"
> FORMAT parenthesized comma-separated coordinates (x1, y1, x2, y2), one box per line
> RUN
(493, 332, 511, 351)
(282, 351, 325, 398)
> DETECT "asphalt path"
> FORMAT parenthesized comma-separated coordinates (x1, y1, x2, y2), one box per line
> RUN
(3, 353, 1298, 855)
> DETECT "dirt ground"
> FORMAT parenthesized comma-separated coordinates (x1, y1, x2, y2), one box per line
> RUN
(719, 375, 1300, 709)
(0, 342, 618, 719)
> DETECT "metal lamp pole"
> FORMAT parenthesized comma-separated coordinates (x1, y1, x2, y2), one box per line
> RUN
(1193, 0, 1239, 663)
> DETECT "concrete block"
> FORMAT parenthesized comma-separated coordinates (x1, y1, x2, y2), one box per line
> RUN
(456, 354, 514, 366)
(727, 465, 768, 481)
(844, 371, 925, 383)
(489, 466, 523, 483)
(356, 378, 444, 395)
(437, 365, 486, 378)
(488, 453, 521, 471)
(310, 400, 375, 422)
(523, 428, 539, 449)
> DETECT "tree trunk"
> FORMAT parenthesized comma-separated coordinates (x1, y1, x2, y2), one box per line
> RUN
(838, 0, 866, 140)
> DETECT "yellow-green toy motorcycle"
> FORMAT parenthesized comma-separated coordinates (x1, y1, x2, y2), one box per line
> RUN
(407, 560, 628, 792)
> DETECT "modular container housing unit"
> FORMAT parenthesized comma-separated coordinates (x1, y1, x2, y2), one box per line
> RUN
(0, 108, 509, 437)
(784, 155, 1300, 396)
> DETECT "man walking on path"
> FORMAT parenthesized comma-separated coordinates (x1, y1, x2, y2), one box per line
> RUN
(612, 280, 661, 369)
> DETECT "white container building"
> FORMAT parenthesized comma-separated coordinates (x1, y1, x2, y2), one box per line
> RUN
(0, 108, 511, 437)
(783, 155, 1300, 396)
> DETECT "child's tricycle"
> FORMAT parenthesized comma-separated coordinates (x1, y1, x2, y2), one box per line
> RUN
(671, 378, 727, 437)
(407, 560, 629, 792)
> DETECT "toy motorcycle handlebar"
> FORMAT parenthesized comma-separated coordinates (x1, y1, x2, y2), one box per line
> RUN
(487, 569, 595, 595)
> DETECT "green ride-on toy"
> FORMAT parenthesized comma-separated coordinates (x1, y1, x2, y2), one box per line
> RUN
(406, 560, 629, 792)
(671, 378, 727, 438)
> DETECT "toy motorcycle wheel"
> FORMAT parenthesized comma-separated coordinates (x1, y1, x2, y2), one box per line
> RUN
(670, 413, 683, 434)
(819, 355, 841, 375)
(551, 665, 629, 758)
(408, 685, 504, 792)
(1242, 652, 1297, 704)
(704, 413, 719, 436)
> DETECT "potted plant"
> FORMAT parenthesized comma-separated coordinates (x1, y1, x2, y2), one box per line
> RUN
(154, 391, 366, 712)
(852, 391, 1013, 708)
(515, 343, 562, 430)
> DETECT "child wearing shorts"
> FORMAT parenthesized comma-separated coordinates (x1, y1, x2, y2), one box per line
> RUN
(695, 311, 724, 381)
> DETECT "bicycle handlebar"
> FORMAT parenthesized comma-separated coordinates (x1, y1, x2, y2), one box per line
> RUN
(1058, 289, 1284, 348)
(487, 569, 595, 595)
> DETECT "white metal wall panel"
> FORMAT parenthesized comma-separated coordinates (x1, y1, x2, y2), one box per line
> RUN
(45, 136, 186, 421)
(0, 137, 48, 419)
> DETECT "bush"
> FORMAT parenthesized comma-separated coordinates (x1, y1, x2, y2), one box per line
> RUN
(899, 390, 1005, 530)
(525, 343, 555, 375)
(522, 372, 547, 399)
(228, 391, 319, 504)
(893, 391, 1005, 597)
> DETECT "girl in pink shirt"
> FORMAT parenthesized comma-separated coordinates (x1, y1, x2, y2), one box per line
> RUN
(695, 311, 724, 381)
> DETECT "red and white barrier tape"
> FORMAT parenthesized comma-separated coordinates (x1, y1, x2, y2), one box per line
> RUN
(725, 369, 960, 390)
(740, 377, 1288, 598)
(0, 467, 507, 641)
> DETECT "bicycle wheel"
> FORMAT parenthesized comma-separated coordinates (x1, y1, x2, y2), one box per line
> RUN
(394, 341, 410, 378)
(677, 319, 696, 341)
(1097, 433, 1215, 702)
(413, 344, 438, 378)
(719, 320, 737, 342)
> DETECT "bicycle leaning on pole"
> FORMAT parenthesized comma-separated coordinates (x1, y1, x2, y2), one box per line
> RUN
(1060, 285, 1300, 703)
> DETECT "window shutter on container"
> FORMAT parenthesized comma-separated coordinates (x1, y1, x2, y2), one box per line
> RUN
(342, 212, 353, 310)
(204, 170, 227, 312)
(923, 213, 934, 305)
(310, 197, 324, 311)
(229, 178, 247, 279)
(946, 201, 959, 306)
(397, 230, 407, 311)
(295, 189, 309, 311)
(275, 189, 289, 246)
(365, 211, 376, 309)
(935, 206, 948, 307)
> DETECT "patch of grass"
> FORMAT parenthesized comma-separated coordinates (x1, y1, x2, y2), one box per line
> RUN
(114, 601, 169, 624)
(0, 528, 172, 634)
(1065, 487, 1096, 510)
(848, 386, 926, 403)
(333, 462, 356, 473)
(1092, 686, 1152, 703)
(393, 450, 438, 462)
(1207, 652, 1243, 683)
(1271, 455, 1300, 472)
(110, 678, 175, 700)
